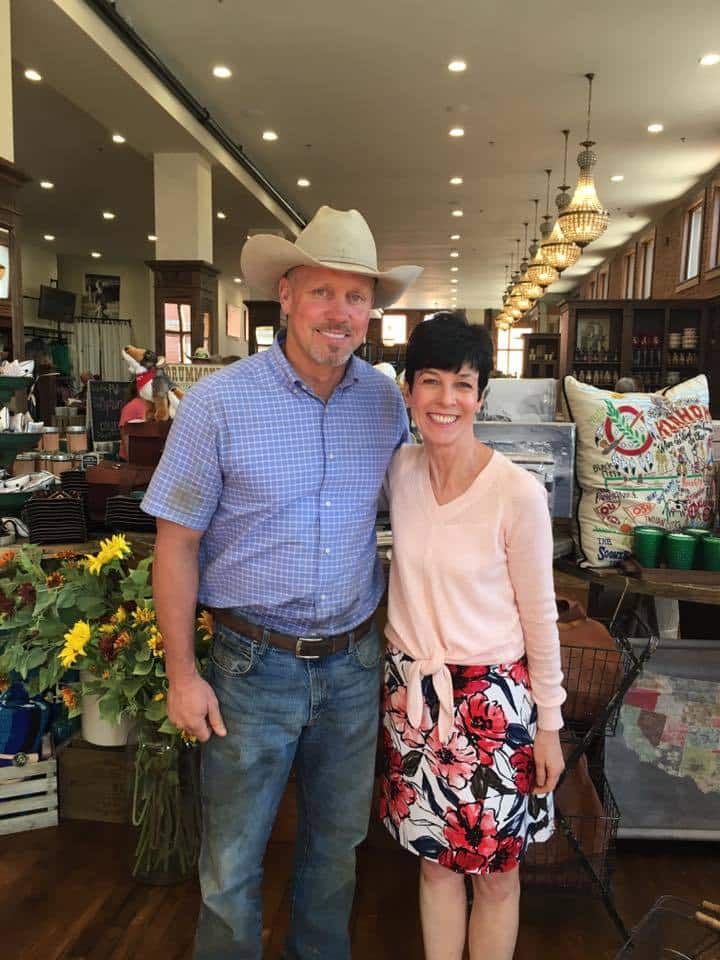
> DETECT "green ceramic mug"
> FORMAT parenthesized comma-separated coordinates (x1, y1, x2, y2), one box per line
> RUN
(702, 535, 720, 572)
(665, 532, 697, 571)
(682, 527, 711, 569)
(633, 526, 666, 569)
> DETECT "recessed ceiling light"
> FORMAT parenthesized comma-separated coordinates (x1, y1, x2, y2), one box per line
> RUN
(449, 176, 463, 185)
(610, 174, 624, 183)
(217, 211, 227, 219)
(102, 211, 116, 220)
(450, 233, 461, 240)
(647, 123, 664, 134)
(450, 250, 460, 258)
(147, 234, 157, 241)
(451, 266, 459, 272)
(43, 234, 55, 241)
(699, 53, 720, 66)
(451, 209, 464, 217)
(451, 278, 459, 284)
(449, 127, 465, 138)
(111, 133, 126, 144)
(233, 277, 243, 283)
(297, 178, 311, 187)
(448, 60, 467, 73)
(24, 69, 42, 82)
(91, 251, 102, 259)
(262, 130, 279, 141)
(39, 180, 54, 190)
(212, 65, 232, 78)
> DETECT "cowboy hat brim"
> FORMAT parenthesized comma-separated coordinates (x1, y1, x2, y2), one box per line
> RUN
(240, 234, 422, 309)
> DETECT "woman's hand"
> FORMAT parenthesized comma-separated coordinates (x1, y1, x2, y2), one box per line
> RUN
(532, 729, 564, 795)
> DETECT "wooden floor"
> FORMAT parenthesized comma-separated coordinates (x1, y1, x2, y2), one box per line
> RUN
(1, 820, 718, 959)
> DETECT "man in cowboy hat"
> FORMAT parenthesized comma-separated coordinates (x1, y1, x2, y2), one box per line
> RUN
(142, 206, 421, 959)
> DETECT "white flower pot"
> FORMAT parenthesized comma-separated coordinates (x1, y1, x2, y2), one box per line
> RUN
(80, 671, 133, 747)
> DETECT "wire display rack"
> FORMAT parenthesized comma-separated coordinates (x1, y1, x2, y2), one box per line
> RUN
(614, 896, 720, 959)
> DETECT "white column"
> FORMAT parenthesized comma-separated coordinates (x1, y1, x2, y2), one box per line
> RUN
(153, 153, 213, 262)
(0, 0, 14, 163)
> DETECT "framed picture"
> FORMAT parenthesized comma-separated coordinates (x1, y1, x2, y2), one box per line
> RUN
(226, 302, 246, 340)
(604, 637, 720, 839)
(83, 273, 120, 320)
(576, 314, 611, 355)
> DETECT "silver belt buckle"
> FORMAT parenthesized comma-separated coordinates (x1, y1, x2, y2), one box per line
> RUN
(296, 636, 324, 659)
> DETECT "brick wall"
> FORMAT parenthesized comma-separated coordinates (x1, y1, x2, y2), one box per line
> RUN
(574, 162, 720, 302)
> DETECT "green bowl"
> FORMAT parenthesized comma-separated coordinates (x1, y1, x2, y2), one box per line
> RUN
(0, 433, 41, 472)
(0, 489, 35, 516)
(0, 377, 33, 407)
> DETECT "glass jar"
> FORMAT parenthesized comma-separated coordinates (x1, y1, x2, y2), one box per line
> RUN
(50, 453, 73, 476)
(129, 726, 201, 885)
(38, 452, 55, 473)
(40, 426, 60, 452)
(66, 426, 88, 453)
(12, 452, 37, 477)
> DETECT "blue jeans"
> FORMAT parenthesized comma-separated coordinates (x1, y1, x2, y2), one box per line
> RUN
(195, 620, 382, 960)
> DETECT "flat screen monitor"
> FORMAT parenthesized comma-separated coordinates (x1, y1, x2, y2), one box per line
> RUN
(38, 284, 76, 322)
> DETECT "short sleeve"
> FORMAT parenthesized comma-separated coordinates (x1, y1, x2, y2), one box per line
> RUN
(141, 388, 223, 531)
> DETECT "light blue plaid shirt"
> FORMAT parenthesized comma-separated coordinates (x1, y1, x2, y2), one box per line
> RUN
(142, 332, 409, 634)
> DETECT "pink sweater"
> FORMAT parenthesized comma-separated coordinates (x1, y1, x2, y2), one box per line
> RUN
(386, 444, 565, 742)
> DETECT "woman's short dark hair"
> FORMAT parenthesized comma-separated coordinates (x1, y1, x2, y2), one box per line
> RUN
(405, 311, 494, 398)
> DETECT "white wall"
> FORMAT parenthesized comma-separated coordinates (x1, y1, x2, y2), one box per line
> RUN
(216, 273, 248, 359)
(21, 242, 58, 328)
(57, 254, 154, 350)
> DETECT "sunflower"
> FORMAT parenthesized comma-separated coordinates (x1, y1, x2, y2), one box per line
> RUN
(112, 606, 127, 625)
(147, 625, 164, 658)
(196, 610, 214, 643)
(46, 572, 65, 589)
(153, 691, 165, 702)
(85, 534, 131, 575)
(60, 687, 78, 710)
(59, 620, 91, 668)
(132, 606, 156, 626)
(0, 550, 15, 569)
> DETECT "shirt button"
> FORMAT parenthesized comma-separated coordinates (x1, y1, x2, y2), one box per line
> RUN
(328, 453, 335, 461)
(325, 500, 332, 507)
(320, 594, 327, 601)
(324, 547, 331, 555)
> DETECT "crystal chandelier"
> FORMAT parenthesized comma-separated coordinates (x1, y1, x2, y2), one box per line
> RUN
(526, 197, 559, 288)
(508, 239, 535, 313)
(558, 74, 609, 247)
(516, 221, 543, 301)
(541, 165, 581, 274)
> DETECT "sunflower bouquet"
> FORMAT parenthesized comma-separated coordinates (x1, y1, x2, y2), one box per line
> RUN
(0, 536, 213, 882)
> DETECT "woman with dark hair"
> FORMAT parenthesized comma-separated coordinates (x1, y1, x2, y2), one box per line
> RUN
(381, 312, 565, 960)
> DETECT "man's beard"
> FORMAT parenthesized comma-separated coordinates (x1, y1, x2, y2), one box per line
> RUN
(309, 326, 354, 367)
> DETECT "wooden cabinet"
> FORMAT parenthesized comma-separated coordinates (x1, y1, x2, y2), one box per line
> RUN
(146, 260, 219, 360)
(559, 300, 713, 407)
(522, 332, 560, 379)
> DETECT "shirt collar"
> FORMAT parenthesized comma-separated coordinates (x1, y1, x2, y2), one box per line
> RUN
(269, 330, 360, 397)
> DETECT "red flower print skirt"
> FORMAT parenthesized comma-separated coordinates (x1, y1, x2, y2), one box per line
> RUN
(380, 647, 554, 875)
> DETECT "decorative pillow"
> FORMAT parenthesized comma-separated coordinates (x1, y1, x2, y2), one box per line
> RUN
(564, 374, 715, 567)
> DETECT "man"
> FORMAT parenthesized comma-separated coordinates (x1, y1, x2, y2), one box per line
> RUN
(142, 206, 421, 960)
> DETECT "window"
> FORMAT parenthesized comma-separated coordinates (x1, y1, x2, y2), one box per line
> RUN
(624, 251, 636, 298)
(162, 302, 191, 363)
(382, 313, 407, 345)
(710, 186, 720, 268)
(598, 271, 609, 299)
(496, 326, 531, 378)
(638, 238, 654, 298)
(681, 201, 703, 281)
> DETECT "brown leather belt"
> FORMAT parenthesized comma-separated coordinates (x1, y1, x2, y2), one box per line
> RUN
(212, 609, 374, 659)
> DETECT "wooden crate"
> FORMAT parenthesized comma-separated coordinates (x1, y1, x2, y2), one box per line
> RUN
(57, 736, 135, 823)
(0, 758, 59, 835)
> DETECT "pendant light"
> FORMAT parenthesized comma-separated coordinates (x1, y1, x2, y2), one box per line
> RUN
(526, 196, 559, 289)
(558, 74, 609, 247)
(508, 238, 533, 314)
(541, 161, 582, 274)
(517, 220, 543, 301)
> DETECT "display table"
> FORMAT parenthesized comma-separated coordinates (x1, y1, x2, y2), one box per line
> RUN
(4, 533, 156, 560)
(554, 557, 720, 608)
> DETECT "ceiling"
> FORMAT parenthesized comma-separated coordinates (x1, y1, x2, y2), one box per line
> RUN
(10, 0, 720, 308)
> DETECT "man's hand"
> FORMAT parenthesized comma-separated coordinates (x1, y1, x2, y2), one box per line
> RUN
(532, 728, 564, 795)
(167, 673, 227, 743)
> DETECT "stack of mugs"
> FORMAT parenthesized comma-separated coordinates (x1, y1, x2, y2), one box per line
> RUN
(682, 326, 698, 351)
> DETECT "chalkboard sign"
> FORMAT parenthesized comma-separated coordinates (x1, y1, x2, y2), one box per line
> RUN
(87, 380, 129, 442)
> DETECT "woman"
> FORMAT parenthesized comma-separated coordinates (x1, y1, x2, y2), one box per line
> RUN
(118, 378, 146, 460)
(381, 312, 565, 960)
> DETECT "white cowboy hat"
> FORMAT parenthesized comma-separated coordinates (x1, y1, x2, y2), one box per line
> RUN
(240, 206, 422, 309)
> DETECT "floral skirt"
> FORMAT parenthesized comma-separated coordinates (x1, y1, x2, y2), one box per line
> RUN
(380, 647, 554, 875)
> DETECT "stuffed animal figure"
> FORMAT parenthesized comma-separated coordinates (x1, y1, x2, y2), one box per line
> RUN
(121, 345, 184, 421)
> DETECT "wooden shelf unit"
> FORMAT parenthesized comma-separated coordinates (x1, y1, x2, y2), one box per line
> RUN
(559, 299, 714, 401)
(522, 332, 561, 379)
